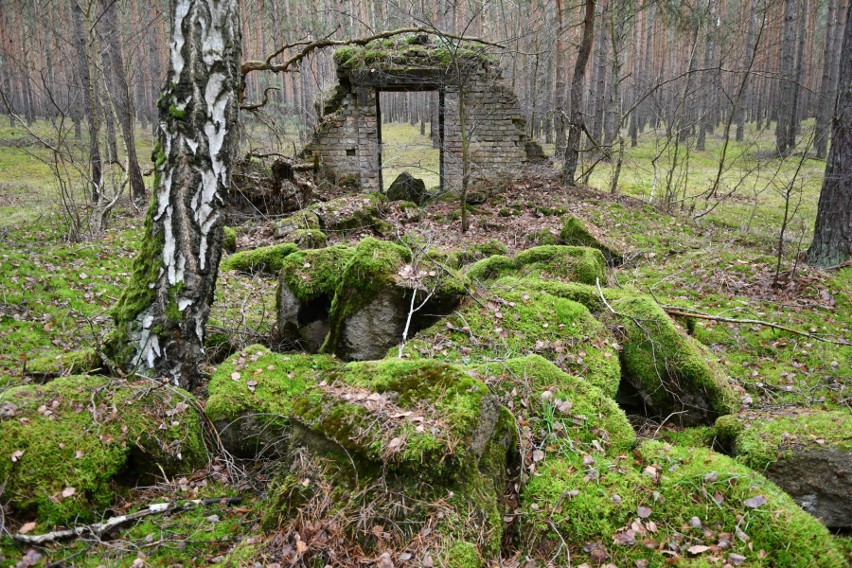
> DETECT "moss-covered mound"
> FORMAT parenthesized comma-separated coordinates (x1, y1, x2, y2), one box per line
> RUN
(560, 215, 624, 265)
(291, 228, 328, 249)
(0, 376, 206, 525)
(205, 345, 340, 457)
(25, 347, 101, 378)
(466, 245, 606, 285)
(477, 355, 635, 454)
(400, 285, 621, 397)
(209, 352, 516, 565)
(220, 242, 299, 274)
(274, 210, 321, 239)
(322, 238, 469, 360)
(310, 193, 388, 235)
(606, 295, 741, 424)
(522, 440, 846, 566)
(277, 245, 355, 351)
(716, 409, 852, 528)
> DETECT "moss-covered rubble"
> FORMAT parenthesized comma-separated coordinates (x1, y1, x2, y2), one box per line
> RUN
(400, 284, 621, 397)
(0, 376, 206, 526)
(466, 245, 607, 285)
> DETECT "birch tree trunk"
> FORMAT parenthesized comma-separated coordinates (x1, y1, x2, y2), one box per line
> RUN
(806, 0, 852, 268)
(105, 0, 241, 389)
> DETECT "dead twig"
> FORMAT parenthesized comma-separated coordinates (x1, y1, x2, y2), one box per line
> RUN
(241, 27, 503, 76)
(12, 498, 242, 545)
(661, 307, 852, 346)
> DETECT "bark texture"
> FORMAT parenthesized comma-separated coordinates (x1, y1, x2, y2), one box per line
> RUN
(98, 0, 146, 204)
(105, 0, 241, 388)
(806, 0, 852, 268)
(561, 0, 596, 186)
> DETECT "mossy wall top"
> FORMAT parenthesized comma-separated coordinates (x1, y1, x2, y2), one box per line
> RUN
(302, 36, 544, 193)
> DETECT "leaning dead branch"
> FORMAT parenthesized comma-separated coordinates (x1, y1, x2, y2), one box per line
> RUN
(241, 26, 504, 77)
(12, 498, 243, 545)
(662, 306, 852, 346)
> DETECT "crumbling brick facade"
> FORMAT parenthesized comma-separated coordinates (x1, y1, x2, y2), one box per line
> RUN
(302, 38, 544, 193)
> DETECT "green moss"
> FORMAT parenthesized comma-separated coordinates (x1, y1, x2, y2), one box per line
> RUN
(291, 228, 328, 249)
(560, 215, 623, 264)
(466, 246, 606, 285)
(607, 295, 741, 423)
(104, 181, 165, 366)
(220, 243, 299, 274)
(223, 226, 237, 252)
(478, 355, 635, 454)
(0, 376, 205, 526)
(165, 281, 185, 321)
(523, 441, 846, 566)
(401, 287, 621, 397)
(279, 245, 355, 303)
(320, 238, 410, 352)
(446, 541, 482, 568)
(26, 347, 100, 377)
(715, 410, 852, 470)
(168, 103, 187, 119)
(525, 230, 561, 246)
(206, 345, 338, 423)
(655, 425, 718, 449)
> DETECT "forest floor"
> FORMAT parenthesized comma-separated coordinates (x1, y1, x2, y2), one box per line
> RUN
(0, 120, 849, 566)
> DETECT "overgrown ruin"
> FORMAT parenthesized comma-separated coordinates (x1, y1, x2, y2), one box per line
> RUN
(302, 36, 545, 193)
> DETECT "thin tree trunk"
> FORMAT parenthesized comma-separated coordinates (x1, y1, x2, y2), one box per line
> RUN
(562, 0, 596, 186)
(776, 0, 798, 155)
(554, 0, 567, 155)
(99, 0, 146, 204)
(71, 0, 103, 201)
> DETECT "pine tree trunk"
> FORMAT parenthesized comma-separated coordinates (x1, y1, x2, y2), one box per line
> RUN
(806, 0, 852, 268)
(815, 0, 839, 158)
(99, 0, 146, 204)
(776, 0, 798, 155)
(105, 0, 241, 388)
(562, 0, 596, 186)
(71, 1, 103, 201)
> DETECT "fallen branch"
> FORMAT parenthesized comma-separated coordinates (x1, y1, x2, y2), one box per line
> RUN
(241, 27, 504, 76)
(662, 307, 851, 346)
(13, 498, 242, 545)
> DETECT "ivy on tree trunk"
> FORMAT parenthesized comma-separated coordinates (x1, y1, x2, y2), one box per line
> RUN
(105, 0, 241, 388)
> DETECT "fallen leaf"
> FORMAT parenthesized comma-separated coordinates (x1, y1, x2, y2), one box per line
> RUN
(231, 372, 241, 381)
(388, 437, 404, 451)
(703, 471, 718, 483)
(687, 545, 710, 555)
(744, 495, 767, 509)
(11, 450, 24, 462)
(532, 449, 545, 462)
(61, 487, 76, 498)
(19, 521, 36, 534)
(637, 506, 652, 519)
(728, 553, 747, 565)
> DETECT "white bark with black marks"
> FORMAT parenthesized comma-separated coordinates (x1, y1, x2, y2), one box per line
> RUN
(107, 0, 241, 388)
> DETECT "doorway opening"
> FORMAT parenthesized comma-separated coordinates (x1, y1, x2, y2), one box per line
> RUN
(377, 90, 443, 194)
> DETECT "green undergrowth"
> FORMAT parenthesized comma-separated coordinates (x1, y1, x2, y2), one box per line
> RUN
(523, 440, 846, 566)
(0, 376, 206, 526)
(220, 242, 300, 274)
(0, 484, 256, 567)
(0, 222, 143, 381)
(715, 409, 852, 471)
(278, 244, 355, 303)
(400, 285, 621, 397)
(466, 245, 606, 285)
